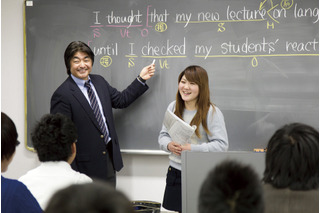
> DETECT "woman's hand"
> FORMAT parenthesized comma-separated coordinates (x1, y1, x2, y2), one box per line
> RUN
(167, 142, 182, 156)
(181, 143, 191, 151)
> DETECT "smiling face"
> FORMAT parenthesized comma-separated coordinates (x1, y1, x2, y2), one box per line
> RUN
(70, 51, 92, 80)
(178, 75, 199, 107)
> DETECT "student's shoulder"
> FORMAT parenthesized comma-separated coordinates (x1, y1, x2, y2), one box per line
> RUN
(2, 176, 31, 192)
(167, 100, 176, 111)
(209, 104, 223, 113)
(72, 171, 93, 183)
(208, 104, 225, 121)
(2, 176, 19, 188)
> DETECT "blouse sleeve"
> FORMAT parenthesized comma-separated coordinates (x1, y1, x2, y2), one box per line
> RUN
(158, 101, 176, 152)
(190, 106, 229, 152)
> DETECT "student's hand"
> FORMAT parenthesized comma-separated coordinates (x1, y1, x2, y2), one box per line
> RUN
(168, 141, 182, 156)
(181, 143, 191, 151)
(139, 64, 155, 81)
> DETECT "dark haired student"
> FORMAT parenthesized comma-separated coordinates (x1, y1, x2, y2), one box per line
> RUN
(19, 113, 92, 210)
(1, 112, 42, 213)
(50, 41, 155, 187)
(263, 123, 319, 213)
(198, 160, 264, 213)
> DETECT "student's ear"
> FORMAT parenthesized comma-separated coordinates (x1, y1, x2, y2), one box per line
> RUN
(67, 142, 77, 165)
(71, 142, 76, 154)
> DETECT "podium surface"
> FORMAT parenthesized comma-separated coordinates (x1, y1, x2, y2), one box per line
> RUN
(182, 151, 265, 213)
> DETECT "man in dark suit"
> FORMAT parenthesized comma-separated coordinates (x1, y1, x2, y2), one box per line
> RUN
(50, 41, 155, 187)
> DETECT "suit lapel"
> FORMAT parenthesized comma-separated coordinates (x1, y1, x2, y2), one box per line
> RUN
(67, 77, 101, 131)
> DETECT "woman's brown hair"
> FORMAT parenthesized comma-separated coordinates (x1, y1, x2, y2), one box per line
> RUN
(174, 65, 215, 138)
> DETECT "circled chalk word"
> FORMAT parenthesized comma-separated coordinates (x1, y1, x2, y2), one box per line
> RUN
(155, 22, 168, 32)
(100, 56, 112, 67)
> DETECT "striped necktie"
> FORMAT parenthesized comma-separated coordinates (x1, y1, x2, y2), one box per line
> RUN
(84, 80, 110, 144)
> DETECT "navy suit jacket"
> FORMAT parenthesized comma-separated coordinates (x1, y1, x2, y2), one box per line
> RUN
(50, 74, 148, 180)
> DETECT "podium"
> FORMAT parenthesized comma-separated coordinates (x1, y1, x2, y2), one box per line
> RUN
(181, 151, 266, 213)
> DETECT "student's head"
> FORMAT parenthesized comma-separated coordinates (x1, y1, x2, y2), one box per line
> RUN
(45, 182, 134, 213)
(176, 65, 210, 107)
(31, 113, 77, 163)
(175, 65, 212, 137)
(263, 123, 319, 190)
(64, 41, 94, 80)
(1, 112, 20, 172)
(198, 160, 264, 213)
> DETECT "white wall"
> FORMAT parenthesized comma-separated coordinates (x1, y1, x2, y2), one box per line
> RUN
(1, 0, 170, 210)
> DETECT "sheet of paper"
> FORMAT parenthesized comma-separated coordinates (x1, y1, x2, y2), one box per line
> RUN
(163, 109, 196, 145)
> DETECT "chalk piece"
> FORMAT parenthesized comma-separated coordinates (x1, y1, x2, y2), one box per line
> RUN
(152, 59, 155, 64)
(26, 1, 33, 6)
(253, 148, 266, 153)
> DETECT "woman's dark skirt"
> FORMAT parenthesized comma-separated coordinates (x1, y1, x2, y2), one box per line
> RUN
(162, 166, 182, 212)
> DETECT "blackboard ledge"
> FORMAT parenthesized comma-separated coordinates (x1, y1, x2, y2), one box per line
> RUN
(121, 149, 169, 155)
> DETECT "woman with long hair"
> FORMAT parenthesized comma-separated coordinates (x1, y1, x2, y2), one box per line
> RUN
(158, 65, 229, 212)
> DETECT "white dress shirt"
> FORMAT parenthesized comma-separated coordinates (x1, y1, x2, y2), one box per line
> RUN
(19, 161, 92, 210)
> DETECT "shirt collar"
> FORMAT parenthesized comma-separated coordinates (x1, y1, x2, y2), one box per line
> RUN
(71, 74, 91, 88)
(39, 161, 71, 168)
